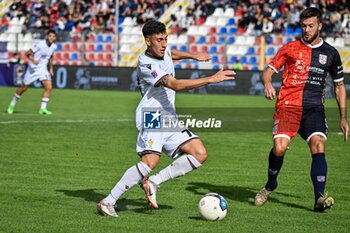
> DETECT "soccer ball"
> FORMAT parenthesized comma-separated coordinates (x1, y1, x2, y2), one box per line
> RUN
(198, 193, 228, 221)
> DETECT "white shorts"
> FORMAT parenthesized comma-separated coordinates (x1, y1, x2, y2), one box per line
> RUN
(136, 128, 199, 158)
(23, 69, 51, 85)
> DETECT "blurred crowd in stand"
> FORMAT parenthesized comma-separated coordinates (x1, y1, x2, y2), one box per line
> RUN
(0, 0, 349, 38)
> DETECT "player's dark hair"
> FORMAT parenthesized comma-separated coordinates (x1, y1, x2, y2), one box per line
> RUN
(47, 29, 56, 35)
(300, 7, 322, 23)
(142, 20, 166, 38)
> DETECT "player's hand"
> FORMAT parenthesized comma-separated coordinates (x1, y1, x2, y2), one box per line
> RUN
(50, 70, 54, 77)
(264, 83, 276, 100)
(340, 118, 349, 141)
(33, 60, 39, 65)
(211, 68, 235, 83)
(193, 53, 211, 62)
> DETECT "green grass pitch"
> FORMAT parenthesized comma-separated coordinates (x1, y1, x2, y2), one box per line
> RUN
(0, 87, 349, 233)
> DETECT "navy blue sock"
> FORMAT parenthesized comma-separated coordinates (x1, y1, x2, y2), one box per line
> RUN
(265, 148, 284, 191)
(311, 153, 327, 203)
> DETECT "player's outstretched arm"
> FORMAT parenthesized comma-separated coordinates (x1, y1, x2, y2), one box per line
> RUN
(262, 67, 276, 100)
(157, 68, 235, 91)
(334, 81, 349, 141)
(171, 49, 211, 61)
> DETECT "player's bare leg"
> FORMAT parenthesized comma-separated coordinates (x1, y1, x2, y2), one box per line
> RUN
(145, 139, 207, 208)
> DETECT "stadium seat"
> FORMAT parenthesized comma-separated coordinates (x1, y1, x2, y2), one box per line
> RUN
(266, 47, 275, 55)
(96, 35, 104, 43)
(63, 53, 70, 60)
(56, 44, 62, 51)
(218, 46, 225, 55)
(213, 65, 220, 70)
(229, 56, 237, 64)
(122, 17, 135, 26)
(265, 36, 273, 44)
(274, 37, 283, 45)
(209, 46, 217, 54)
(240, 56, 248, 64)
(197, 26, 208, 36)
(208, 36, 216, 44)
(209, 27, 216, 34)
(200, 45, 208, 53)
(96, 53, 103, 60)
(294, 27, 302, 36)
(197, 36, 206, 44)
(180, 45, 188, 52)
(190, 45, 198, 53)
(251, 65, 259, 70)
(104, 44, 113, 52)
(85, 43, 95, 52)
(227, 37, 235, 45)
(246, 47, 255, 55)
(189, 36, 195, 43)
(63, 43, 71, 51)
(334, 38, 345, 47)
(211, 55, 219, 63)
(71, 43, 79, 51)
(218, 27, 227, 35)
(285, 27, 294, 36)
(228, 27, 237, 34)
(177, 34, 188, 44)
(224, 8, 235, 17)
(104, 53, 113, 61)
(105, 34, 113, 43)
(70, 53, 79, 61)
(95, 44, 104, 52)
(226, 18, 235, 26)
(86, 53, 95, 61)
(213, 8, 224, 17)
(53, 52, 62, 60)
(248, 56, 257, 64)
(217, 36, 225, 45)
(254, 37, 261, 45)
(205, 16, 216, 26)
(87, 34, 96, 42)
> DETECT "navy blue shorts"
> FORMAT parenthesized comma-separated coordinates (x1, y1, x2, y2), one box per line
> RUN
(298, 106, 328, 142)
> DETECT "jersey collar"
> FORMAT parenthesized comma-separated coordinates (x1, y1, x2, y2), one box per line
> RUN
(301, 38, 323, 48)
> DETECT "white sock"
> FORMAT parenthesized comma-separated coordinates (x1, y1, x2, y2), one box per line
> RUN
(103, 162, 152, 205)
(40, 98, 49, 109)
(149, 154, 202, 186)
(10, 93, 21, 106)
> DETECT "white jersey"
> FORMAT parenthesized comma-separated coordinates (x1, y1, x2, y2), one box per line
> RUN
(136, 47, 176, 130)
(27, 40, 56, 75)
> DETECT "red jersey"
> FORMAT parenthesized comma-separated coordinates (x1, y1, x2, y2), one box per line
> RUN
(269, 39, 344, 107)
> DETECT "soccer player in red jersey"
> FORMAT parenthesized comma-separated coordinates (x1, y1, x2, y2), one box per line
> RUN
(254, 7, 348, 212)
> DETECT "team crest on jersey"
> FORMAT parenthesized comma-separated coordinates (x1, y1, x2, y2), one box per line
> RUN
(151, 70, 158, 78)
(319, 54, 327, 65)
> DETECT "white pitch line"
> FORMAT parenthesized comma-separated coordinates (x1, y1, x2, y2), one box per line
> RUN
(0, 118, 133, 124)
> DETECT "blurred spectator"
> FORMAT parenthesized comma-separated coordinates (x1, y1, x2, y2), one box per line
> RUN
(232, 60, 243, 70)
(0, 16, 10, 33)
(7, 52, 24, 68)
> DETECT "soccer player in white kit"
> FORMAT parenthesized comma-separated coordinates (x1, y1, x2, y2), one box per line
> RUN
(7, 30, 57, 115)
(98, 20, 236, 217)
